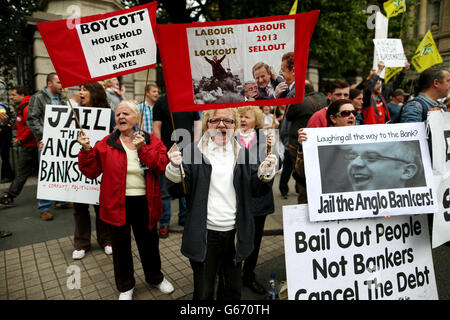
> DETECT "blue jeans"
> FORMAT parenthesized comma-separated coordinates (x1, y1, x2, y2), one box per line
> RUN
(37, 149, 66, 212)
(159, 175, 186, 226)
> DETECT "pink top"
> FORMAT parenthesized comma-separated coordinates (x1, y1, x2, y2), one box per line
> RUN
(239, 130, 257, 149)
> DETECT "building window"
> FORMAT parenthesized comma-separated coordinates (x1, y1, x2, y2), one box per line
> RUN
(428, 0, 441, 32)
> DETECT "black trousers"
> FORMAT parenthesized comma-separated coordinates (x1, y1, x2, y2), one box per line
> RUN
(7, 146, 38, 198)
(0, 129, 14, 180)
(190, 229, 242, 300)
(279, 148, 293, 196)
(242, 215, 267, 282)
(73, 203, 112, 251)
(289, 148, 307, 204)
(110, 196, 164, 292)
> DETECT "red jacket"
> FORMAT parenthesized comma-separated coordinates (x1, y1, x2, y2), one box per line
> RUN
(362, 94, 391, 125)
(307, 107, 328, 128)
(78, 130, 169, 230)
(16, 96, 37, 146)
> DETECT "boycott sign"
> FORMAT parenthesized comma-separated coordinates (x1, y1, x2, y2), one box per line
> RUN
(37, 2, 157, 88)
(373, 38, 407, 68)
(283, 204, 438, 300)
(428, 112, 450, 248)
(303, 123, 437, 221)
(37, 105, 111, 204)
(158, 10, 319, 112)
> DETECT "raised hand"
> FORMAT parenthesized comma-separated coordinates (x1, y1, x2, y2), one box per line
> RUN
(78, 131, 91, 151)
(132, 133, 145, 150)
(167, 143, 182, 168)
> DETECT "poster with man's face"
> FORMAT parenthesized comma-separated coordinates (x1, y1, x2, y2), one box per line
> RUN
(157, 10, 320, 113)
(186, 20, 295, 104)
(302, 123, 437, 222)
(318, 141, 426, 193)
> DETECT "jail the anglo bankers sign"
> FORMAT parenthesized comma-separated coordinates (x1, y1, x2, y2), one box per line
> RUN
(37, 105, 111, 204)
(283, 204, 438, 300)
(303, 123, 437, 222)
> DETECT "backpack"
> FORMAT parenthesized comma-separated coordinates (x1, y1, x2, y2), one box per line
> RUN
(394, 98, 428, 123)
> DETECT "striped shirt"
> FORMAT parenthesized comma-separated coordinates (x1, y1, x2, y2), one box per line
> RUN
(137, 101, 153, 133)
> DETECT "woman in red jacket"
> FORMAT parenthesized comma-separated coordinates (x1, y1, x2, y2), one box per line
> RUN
(77, 100, 173, 300)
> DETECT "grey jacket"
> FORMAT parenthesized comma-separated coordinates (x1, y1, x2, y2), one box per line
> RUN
(165, 136, 273, 263)
(236, 129, 276, 217)
(286, 91, 327, 148)
(27, 88, 67, 141)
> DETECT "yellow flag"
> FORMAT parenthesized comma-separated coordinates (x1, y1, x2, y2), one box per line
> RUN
(411, 30, 444, 73)
(385, 67, 402, 83)
(289, 0, 298, 15)
(383, 0, 405, 19)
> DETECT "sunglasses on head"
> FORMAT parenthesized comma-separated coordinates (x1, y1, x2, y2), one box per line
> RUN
(336, 110, 358, 117)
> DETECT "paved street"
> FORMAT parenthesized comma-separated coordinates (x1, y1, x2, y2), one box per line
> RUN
(0, 175, 449, 300)
(0, 175, 291, 300)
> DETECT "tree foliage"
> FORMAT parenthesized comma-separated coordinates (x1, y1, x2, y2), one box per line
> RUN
(124, 0, 419, 79)
(0, 0, 39, 88)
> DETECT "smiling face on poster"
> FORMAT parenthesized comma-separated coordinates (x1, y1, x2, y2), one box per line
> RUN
(319, 141, 426, 193)
(302, 123, 437, 222)
(187, 19, 295, 104)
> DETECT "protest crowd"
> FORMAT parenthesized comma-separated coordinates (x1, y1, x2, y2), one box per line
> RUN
(1, 0, 450, 302)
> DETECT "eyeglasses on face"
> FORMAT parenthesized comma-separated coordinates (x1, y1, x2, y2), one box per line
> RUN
(336, 110, 358, 117)
(208, 118, 235, 126)
(344, 151, 410, 164)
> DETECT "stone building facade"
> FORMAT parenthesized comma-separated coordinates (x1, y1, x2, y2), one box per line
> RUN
(408, 0, 450, 70)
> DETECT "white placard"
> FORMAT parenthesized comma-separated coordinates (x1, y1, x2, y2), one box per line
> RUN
(372, 11, 388, 78)
(373, 38, 407, 68)
(428, 112, 450, 248)
(283, 204, 438, 300)
(37, 105, 111, 204)
(303, 123, 437, 221)
(75, 8, 156, 78)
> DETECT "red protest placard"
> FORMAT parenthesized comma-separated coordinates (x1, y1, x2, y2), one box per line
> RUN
(157, 10, 319, 112)
(37, 2, 157, 88)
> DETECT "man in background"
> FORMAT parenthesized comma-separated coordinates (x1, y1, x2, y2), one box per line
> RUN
(153, 95, 201, 238)
(28, 72, 71, 221)
(1, 86, 38, 207)
(137, 83, 160, 133)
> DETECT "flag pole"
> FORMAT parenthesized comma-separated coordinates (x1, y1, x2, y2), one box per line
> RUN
(138, 68, 150, 132)
(63, 87, 85, 136)
(169, 110, 187, 194)
(267, 106, 278, 154)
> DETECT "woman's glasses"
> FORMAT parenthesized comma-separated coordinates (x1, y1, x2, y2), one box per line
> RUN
(336, 110, 358, 117)
(208, 118, 235, 126)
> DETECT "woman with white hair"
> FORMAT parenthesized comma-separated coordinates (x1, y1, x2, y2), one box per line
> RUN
(165, 107, 277, 300)
(77, 101, 174, 300)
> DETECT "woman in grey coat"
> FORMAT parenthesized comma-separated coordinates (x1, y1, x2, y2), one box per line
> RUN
(165, 108, 277, 300)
